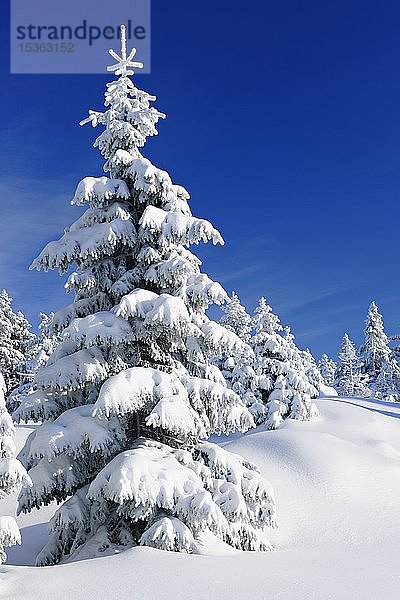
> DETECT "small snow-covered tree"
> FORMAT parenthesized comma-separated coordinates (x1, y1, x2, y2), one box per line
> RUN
(220, 292, 251, 342)
(300, 348, 324, 390)
(0, 372, 31, 563)
(335, 333, 369, 397)
(16, 28, 277, 565)
(389, 333, 400, 361)
(359, 301, 390, 381)
(8, 313, 60, 414)
(29, 312, 59, 373)
(373, 362, 400, 401)
(387, 333, 400, 398)
(217, 291, 253, 391)
(0, 291, 34, 392)
(318, 354, 336, 386)
(246, 298, 319, 429)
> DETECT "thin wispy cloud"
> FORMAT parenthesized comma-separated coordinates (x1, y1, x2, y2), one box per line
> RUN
(0, 175, 81, 327)
(0, 177, 74, 261)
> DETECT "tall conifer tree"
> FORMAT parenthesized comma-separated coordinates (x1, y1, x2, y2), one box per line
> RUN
(16, 28, 276, 564)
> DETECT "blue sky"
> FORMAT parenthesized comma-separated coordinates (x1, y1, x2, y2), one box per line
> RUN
(1, 0, 400, 359)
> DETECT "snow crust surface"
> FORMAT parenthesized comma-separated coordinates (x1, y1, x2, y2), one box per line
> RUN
(2, 396, 400, 600)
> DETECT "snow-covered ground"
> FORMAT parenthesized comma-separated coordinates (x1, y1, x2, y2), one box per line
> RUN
(2, 395, 400, 600)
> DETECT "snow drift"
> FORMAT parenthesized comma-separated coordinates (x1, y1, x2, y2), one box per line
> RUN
(2, 394, 400, 599)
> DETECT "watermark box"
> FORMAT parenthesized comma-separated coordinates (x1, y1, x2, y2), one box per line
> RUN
(10, 0, 151, 74)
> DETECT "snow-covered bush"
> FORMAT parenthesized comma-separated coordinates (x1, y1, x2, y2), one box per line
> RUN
(17, 28, 277, 565)
(0, 372, 31, 563)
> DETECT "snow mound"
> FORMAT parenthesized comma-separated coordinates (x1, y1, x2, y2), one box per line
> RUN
(4, 396, 400, 600)
(318, 383, 338, 397)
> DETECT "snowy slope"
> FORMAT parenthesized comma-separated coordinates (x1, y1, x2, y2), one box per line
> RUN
(2, 396, 400, 600)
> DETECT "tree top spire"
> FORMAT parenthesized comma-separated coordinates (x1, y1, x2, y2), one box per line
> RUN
(107, 24, 144, 77)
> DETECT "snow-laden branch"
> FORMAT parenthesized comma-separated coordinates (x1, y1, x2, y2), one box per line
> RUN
(139, 205, 224, 247)
(36, 347, 109, 391)
(71, 176, 129, 208)
(63, 311, 134, 349)
(31, 219, 137, 273)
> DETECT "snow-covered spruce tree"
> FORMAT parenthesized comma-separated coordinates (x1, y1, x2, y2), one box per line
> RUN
(359, 301, 390, 382)
(318, 354, 336, 386)
(0, 372, 31, 563)
(16, 28, 277, 564)
(334, 333, 370, 397)
(300, 347, 324, 391)
(0, 290, 34, 392)
(220, 292, 252, 342)
(246, 298, 319, 429)
(29, 312, 59, 373)
(8, 312, 60, 414)
(217, 291, 252, 385)
(373, 361, 400, 402)
(216, 292, 259, 418)
(389, 333, 400, 361)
